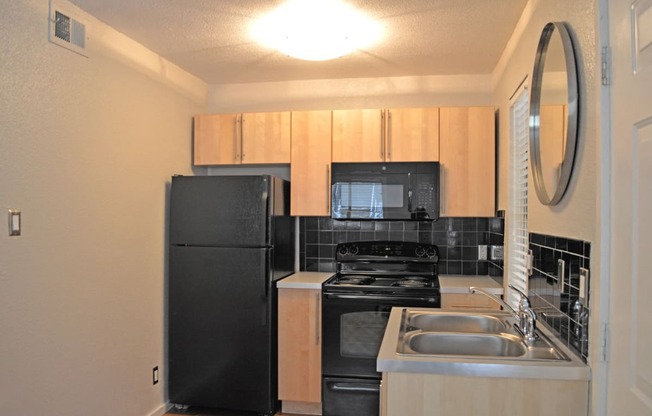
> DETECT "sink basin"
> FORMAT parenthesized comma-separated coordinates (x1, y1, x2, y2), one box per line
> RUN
(401, 332, 527, 357)
(395, 309, 571, 362)
(407, 311, 508, 333)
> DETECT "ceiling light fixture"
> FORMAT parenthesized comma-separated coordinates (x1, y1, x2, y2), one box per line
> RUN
(251, 0, 381, 61)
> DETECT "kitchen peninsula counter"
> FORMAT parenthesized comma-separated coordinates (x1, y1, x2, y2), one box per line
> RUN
(438, 274, 504, 295)
(277, 272, 333, 289)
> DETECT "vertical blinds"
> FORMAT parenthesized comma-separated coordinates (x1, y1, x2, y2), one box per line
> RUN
(507, 84, 530, 309)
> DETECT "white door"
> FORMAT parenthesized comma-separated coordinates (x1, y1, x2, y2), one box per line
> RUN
(608, 0, 652, 414)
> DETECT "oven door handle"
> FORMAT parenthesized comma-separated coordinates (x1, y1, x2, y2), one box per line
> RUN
(328, 382, 380, 393)
(323, 293, 438, 303)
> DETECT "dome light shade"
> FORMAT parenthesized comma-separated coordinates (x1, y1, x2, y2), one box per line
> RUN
(251, 0, 381, 61)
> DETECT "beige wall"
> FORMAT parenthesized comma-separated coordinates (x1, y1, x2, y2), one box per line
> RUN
(493, 0, 599, 242)
(0, 2, 206, 416)
(207, 74, 494, 113)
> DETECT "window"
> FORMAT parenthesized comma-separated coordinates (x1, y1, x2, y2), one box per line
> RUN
(507, 82, 530, 308)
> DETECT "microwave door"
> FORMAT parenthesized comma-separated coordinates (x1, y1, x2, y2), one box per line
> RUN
(331, 175, 408, 220)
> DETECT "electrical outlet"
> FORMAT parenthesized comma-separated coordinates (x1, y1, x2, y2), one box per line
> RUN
(152, 366, 159, 385)
(490, 245, 504, 261)
(478, 245, 488, 260)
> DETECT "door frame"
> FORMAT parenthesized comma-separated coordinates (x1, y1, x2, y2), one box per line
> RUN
(593, 0, 612, 415)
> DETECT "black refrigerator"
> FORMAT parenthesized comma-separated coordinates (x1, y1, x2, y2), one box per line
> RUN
(168, 175, 294, 415)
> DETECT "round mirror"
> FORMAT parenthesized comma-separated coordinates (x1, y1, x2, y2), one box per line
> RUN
(529, 22, 579, 206)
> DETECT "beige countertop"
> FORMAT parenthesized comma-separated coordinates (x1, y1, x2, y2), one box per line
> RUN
(439, 275, 504, 295)
(276, 272, 333, 289)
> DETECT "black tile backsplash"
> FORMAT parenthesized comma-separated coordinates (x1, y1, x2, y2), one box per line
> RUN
(487, 217, 504, 282)
(529, 232, 591, 362)
(299, 217, 501, 276)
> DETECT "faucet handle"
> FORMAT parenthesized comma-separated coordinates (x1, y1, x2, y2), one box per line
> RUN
(508, 284, 531, 306)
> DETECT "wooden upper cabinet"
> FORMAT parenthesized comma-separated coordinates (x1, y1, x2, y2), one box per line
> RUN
(332, 107, 440, 163)
(332, 109, 385, 162)
(439, 107, 496, 217)
(291, 110, 332, 216)
(386, 108, 440, 162)
(193, 112, 291, 165)
(194, 114, 240, 166)
(241, 112, 291, 164)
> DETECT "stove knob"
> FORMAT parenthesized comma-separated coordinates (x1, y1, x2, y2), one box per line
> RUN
(426, 247, 437, 258)
(338, 245, 349, 256)
(415, 246, 426, 257)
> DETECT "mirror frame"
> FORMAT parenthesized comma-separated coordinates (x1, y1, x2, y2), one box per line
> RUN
(529, 22, 579, 206)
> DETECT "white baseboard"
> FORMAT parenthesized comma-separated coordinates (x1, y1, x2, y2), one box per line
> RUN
(146, 402, 171, 416)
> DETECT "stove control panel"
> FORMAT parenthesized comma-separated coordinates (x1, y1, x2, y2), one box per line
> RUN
(336, 241, 439, 261)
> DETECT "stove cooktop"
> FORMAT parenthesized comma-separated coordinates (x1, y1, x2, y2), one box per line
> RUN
(330, 274, 437, 289)
(324, 241, 441, 295)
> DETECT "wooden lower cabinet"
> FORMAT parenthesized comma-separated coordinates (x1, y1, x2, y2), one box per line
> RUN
(441, 293, 502, 310)
(382, 372, 589, 416)
(278, 288, 322, 415)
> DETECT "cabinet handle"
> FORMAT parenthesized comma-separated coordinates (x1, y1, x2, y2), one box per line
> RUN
(315, 292, 320, 346)
(240, 114, 245, 161)
(326, 165, 331, 213)
(386, 110, 392, 160)
(234, 115, 240, 162)
(380, 109, 385, 160)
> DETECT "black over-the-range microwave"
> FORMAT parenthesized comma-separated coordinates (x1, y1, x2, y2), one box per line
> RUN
(331, 162, 440, 221)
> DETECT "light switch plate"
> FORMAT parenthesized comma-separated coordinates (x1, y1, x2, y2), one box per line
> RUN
(579, 267, 589, 302)
(8, 210, 21, 236)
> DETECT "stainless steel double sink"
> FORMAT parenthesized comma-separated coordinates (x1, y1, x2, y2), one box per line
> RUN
(396, 309, 569, 361)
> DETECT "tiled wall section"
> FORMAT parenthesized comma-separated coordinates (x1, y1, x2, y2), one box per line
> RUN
(299, 217, 502, 275)
(487, 216, 504, 280)
(529, 232, 591, 362)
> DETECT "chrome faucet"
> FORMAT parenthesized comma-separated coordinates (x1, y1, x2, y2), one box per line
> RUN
(469, 285, 537, 342)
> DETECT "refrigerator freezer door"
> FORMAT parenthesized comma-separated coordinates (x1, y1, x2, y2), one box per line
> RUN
(168, 246, 276, 413)
(170, 175, 272, 247)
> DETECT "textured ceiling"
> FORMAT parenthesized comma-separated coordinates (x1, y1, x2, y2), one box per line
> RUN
(69, 0, 528, 85)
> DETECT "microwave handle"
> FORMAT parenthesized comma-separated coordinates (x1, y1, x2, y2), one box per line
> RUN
(407, 172, 413, 212)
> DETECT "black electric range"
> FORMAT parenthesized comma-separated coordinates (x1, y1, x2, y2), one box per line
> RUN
(321, 241, 440, 416)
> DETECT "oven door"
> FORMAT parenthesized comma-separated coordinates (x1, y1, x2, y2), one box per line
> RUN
(322, 292, 439, 378)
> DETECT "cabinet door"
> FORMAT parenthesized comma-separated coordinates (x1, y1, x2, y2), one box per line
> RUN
(291, 110, 332, 216)
(386, 108, 440, 162)
(441, 293, 502, 310)
(439, 107, 495, 217)
(241, 112, 291, 164)
(278, 288, 321, 404)
(193, 114, 240, 165)
(332, 109, 385, 162)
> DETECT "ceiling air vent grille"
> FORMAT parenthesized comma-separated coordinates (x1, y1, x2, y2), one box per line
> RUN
(49, 1, 88, 57)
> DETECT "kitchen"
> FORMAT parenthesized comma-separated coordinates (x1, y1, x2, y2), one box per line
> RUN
(1, 0, 649, 416)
